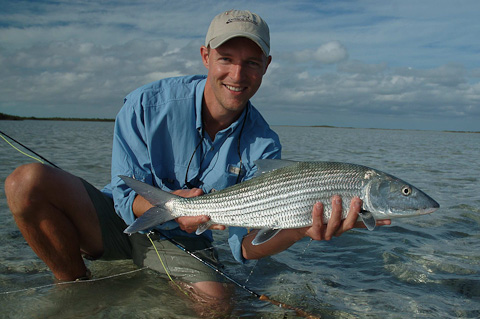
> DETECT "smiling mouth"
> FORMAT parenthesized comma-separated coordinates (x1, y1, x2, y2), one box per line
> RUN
(225, 84, 245, 92)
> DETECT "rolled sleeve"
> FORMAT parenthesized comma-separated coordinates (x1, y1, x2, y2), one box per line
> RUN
(228, 227, 249, 263)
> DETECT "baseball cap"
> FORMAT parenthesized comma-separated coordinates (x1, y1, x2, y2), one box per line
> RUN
(205, 10, 270, 56)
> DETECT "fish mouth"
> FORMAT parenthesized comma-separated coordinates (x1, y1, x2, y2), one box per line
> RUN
(417, 204, 440, 215)
(383, 201, 440, 218)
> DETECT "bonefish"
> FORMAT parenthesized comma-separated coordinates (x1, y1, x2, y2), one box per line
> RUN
(120, 159, 439, 245)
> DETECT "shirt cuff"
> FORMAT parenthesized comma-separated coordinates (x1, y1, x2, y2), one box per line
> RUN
(228, 226, 249, 263)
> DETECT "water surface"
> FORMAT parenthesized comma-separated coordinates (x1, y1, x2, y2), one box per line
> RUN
(1, 121, 479, 318)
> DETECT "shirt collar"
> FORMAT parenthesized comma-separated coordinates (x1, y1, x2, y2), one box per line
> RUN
(195, 79, 206, 133)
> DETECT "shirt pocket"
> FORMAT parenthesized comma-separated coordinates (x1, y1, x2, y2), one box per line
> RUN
(203, 163, 246, 193)
(151, 165, 183, 192)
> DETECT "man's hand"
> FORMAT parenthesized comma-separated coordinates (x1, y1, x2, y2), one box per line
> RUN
(241, 195, 391, 260)
(171, 188, 204, 198)
(172, 188, 226, 233)
(305, 195, 391, 241)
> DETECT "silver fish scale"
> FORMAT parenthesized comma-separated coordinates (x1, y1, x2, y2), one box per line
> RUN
(170, 162, 372, 229)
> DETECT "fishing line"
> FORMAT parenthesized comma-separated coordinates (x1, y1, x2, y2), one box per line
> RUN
(1, 132, 44, 164)
(243, 259, 259, 285)
(301, 239, 314, 257)
(1, 130, 322, 319)
(0, 130, 60, 168)
(146, 232, 189, 297)
(0, 268, 147, 296)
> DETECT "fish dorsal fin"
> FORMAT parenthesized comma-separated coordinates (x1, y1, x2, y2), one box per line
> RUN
(253, 159, 298, 177)
(252, 228, 282, 245)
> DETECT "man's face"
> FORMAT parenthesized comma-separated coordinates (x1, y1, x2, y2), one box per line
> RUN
(201, 37, 271, 117)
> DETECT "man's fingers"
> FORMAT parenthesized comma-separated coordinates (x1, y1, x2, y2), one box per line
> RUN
(172, 188, 204, 198)
(209, 224, 226, 231)
(176, 215, 208, 233)
(334, 197, 361, 236)
(309, 202, 325, 241)
(175, 215, 226, 233)
(324, 195, 342, 240)
(376, 219, 392, 226)
(305, 196, 392, 242)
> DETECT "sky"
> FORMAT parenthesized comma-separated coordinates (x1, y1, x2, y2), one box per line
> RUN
(1, 0, 479, 132)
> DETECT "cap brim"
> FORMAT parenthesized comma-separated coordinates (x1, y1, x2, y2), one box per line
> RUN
(209, 32, 270, 56)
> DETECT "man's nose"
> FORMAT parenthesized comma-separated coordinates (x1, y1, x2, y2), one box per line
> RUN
(229, 63, 245, 82)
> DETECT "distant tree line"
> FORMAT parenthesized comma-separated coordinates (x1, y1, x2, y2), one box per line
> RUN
(0, 112, 114, 122)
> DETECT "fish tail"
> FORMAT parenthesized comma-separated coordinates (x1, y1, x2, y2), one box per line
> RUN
(120, 175, 179, 234)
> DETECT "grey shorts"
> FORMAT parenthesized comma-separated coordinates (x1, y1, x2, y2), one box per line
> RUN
(81, 179, 224, 283)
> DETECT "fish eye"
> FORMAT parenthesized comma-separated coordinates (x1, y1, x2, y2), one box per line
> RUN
(401, 186, 412, 196)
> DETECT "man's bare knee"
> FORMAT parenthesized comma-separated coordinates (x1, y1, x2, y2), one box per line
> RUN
(5, 163, 51, 216)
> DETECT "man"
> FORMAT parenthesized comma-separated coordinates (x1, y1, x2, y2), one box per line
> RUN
(5, 9, 390, 303)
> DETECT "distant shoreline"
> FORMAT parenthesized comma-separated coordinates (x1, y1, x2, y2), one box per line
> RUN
(1, 112, 477, 133)
(0, 112, 114, 122)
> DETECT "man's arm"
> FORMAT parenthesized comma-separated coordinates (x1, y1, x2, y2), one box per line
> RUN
(131, 188, 226, 232)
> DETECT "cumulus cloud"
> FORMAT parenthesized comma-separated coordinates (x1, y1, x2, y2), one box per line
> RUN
(0, 37, 205, 117)
(294, 41, 349, 64)
(256, 60, 479, 130)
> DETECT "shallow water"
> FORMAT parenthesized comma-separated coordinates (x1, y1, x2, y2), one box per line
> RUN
(1, 121, 479, 318)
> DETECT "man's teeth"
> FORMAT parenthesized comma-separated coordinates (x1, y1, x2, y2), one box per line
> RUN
(226, 85, 243, 92)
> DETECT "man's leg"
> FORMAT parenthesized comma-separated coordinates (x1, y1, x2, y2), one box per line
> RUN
(132, 233, 232, 300)
(4, 163, 103, 281)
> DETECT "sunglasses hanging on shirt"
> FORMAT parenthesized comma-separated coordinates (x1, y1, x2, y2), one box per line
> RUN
(185, 107, 248, 189)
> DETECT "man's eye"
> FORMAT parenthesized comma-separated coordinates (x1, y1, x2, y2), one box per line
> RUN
(247, 61, 261, 68)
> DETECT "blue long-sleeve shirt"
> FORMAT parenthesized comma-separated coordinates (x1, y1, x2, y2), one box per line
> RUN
(102, 75, 281, 262)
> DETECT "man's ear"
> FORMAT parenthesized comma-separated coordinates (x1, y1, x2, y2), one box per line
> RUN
(263, 55, 272, 75)
(200, 46, 210, 69)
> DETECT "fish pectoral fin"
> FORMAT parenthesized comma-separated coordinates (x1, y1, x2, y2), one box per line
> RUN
(359, 209, 376, 231)
(252, 228, 282, 245)
(195, 221, 214, 235)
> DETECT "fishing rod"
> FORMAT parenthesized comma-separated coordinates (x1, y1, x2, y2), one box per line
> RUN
(0, 129, 322, 319)
(0, 130, 60, 168)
